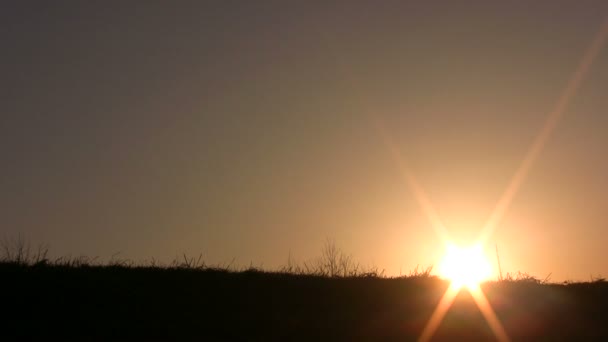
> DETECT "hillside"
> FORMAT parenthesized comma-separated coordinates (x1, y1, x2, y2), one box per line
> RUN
(3, 262, 608, 341)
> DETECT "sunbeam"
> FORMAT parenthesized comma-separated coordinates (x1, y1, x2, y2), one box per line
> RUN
(469, 285, 511, 342)
(418, 283, 461, 342)
(478, 17, 608, 245)
(375, 120, 451, 245)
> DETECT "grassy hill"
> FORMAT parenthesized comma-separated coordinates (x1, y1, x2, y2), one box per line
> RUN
(3, 260, 608, 341)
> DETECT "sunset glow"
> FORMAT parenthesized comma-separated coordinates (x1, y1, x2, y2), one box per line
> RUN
(438, 243, 492, 289)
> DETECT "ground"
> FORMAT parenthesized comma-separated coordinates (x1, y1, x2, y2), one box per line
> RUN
(2, 263, 608, 341)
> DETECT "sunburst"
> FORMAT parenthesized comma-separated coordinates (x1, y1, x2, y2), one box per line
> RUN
(376, 16, 608, 342)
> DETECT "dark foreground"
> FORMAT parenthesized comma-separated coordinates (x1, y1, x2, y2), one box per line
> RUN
(3, 263, 608, 341)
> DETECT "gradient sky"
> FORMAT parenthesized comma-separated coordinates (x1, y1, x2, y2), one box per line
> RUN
(2, 1, 608, 281)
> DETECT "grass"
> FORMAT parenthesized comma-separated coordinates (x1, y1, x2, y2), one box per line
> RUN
(2, 237, 608, 341)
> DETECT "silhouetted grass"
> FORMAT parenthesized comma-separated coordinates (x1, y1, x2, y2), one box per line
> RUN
(1, 238, 608, 341)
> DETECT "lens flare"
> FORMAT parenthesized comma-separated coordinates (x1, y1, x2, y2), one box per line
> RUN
(375, 16, 608, 342)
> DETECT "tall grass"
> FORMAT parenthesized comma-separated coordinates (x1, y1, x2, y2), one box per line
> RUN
(4, 235, 597, 284)
(0, 236, 407, 279)
(1, 235, 49, 266)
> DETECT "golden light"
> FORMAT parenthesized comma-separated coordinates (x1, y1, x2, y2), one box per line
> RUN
(438, 243, 492, 289)
(375, 18, 608, 342)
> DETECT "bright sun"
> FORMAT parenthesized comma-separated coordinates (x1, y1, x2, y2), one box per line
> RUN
(438, 243, 492, 289)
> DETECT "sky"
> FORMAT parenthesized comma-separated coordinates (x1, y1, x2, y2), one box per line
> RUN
(2, 1, 608, 281)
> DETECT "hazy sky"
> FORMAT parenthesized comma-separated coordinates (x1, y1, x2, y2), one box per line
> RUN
(2, 1, 608, 281)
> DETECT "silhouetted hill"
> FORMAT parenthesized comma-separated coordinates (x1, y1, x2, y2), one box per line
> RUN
(2, 262, 608, 341)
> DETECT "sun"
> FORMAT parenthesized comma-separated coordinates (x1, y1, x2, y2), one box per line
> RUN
(438, 243, 492, 289)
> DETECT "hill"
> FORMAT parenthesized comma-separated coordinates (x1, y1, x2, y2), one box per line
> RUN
(3, 261, 608, 341)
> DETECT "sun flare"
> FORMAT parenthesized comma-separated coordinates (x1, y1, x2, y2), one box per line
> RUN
(438, 243, 492, 289)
